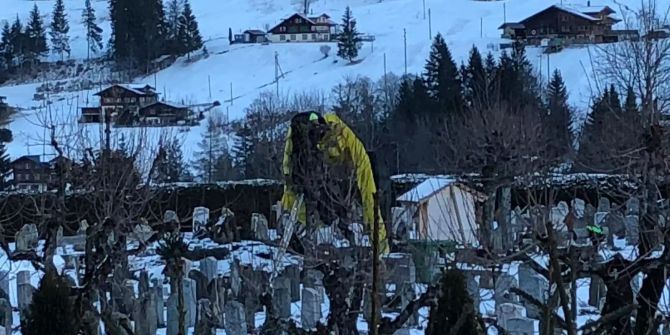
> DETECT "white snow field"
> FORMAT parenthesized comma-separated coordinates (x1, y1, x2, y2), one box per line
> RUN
(0, 0, 668, 161)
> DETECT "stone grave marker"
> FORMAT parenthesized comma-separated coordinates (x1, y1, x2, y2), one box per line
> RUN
(495, 274, 518, 307)
(284, 264, 301, 302)
(496, 302, 525, 330)
(597, 197, 611, 212)
(584, 204, 596, 226)
(151, 279, 165, 327)
(627, 197, 640, 216)
(224, 301, 247, 335)
(520, 274, 547, 319)
(251, 213, 269, 241)
(625, 215, 640, 245)
(0, 298, 10, 335)
(184, 277, 197, 326)
(506, 317, 535, 335)
(572, 198, 586, 218)
(301, 287, 322, 330)
(199, 257, 218, 284)
(15, 224, 38, 251)
(17, 270, 35, 315)
(193, 206, 210, 233)
(400, 282, 419, 326)
(189, 269, 210, 300)
(606, 212, 626, 237)
(273, 275, 291, 319)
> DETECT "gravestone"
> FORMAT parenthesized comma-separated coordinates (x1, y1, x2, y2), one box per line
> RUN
(589, 274, 607, 308)
(506, 317, 535, 335)
(0, 298, 11, 335)
(572, 198, 586, 218)
(520, 274, 547, 319)
(133, 220, 154, 244)
(301, 287, 322, 330)
(208, 278, 226, 328)
(138, 271, 150, 295)
(77, 219, 89, 234)
(464, 273, 479, 312)
(273, 275, 291, 319)
(584, 204, 596, 226)
(151, 279, 166, 327)
(0, 271, 8, 298)
(134, 290, 157, 335)
(400, 282, 419, 326)
(303, 270, 325, 303)
(15, 224, 38, 251)
(496, 302, 525, 330)
(594, 212, 608, 226)
(251, 213, 269, 241)
(195, 299, 217, 335)
(193, 206, 210, 233)
(316, 225, 335, 246)
(230, 258, 242, 299)
(625, 215, 640, 245)
(166, 292, 185, 335)
(573, 228, 589, 245)
(384, 253, 416, 286)
(626, 197, 640, 216)
(199, 257, 218, 284)
(550, 202, 569, 229)
(597, 197, 611, 212)
(164, 210, 179, 224)
(284, 264, 301, 302)
(606, 212, 626, 237)
(224, 301, 247, 335)
(17, 270, 35, 314)
(184, 278, 198, 326)
(189, 269, 210, 300)
(495, 274, 518, 307)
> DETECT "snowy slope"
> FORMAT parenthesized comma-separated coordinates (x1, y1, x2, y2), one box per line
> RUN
(0, 0, 667, 162)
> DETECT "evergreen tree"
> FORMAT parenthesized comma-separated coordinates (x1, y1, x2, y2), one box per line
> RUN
(544, 69, 573, 161)
(50, 0, 71, 60)
(462, 46, 487, 108)
(82, 0, 103, 59)
(0, 142, 10, 190)
(21, 272, 77, 335)
(193, 115, 235, 182)
(178, 0, 203, 59)
(25, 4, 49, 62)
(336, 6, 362, 62)
(578, 88, 622, 172)
(109, 0, 166, 66)
(426, 270, 480, 335)
(424, 33, 463, 118)
(0, 22, 13, 71)
(152, 138, 192, 183)
(228, 27, 233, 44)
(165, 0, 182, 54)
(232, 123, 255, 179)
(10, 16, 25, 61)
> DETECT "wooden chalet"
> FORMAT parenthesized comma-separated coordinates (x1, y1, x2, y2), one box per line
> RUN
(11, 155, 51, 192)
(242, 30, 268, 43)
(79, 84, 192, 126)
(268, 13, 337, 43)
(498, 4, 633, 44)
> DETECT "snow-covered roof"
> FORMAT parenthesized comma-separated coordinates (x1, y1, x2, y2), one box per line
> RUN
(552, 5, 600, 21)
(144, 100, 188, 109)
(567, 4, 615, 14)
(94, 84, 155, 97)
(396, 177, 455, 203)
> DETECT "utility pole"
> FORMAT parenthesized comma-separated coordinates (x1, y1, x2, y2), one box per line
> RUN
(428, 9, 432, 40)
(423, 0, 426, 19)
(208, 75, 212, 101)
(547, 53, 550, 81)
(230, 82, 233, 105)
(403, 28, 408, 75)
(480, 17, 483, 38)
(503, 2, 506, 22)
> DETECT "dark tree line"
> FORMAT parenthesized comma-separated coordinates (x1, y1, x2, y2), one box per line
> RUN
(109, 0, 203, 69)
(0, 4, 49, 77)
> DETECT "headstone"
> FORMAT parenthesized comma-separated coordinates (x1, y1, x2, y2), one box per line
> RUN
(166, 292, 185, 335)
(573, 227, 589, 245)
(0, 298, 11, 335)
(195, 299, 217, 335)
(77, 220, 89, 234)
(597, 197, 611, 212)
(164, 210, 179, 224)
(589, 274, 607, 308)
(303, 270, 325, 303)
(138, 271, 150, 295)
(506, 317, 535, 335)
(15, 224, 38, 251)
(133, 219, 154, 243)
(230, 258, 242, 299)
(301, 287, 322, 330)
(626, 197, 640, 216)
(572, 198, 586, 218)
(384, 253, 416, 286)
(399, 282, 419, 326)
(594, 212, 608, 226)
(520, 274, 547, 319)
(605, 212, 626, 237)
(0, 272, 8, 299)
(207, 278, 226, 328)
(496, 302, 525, 330)
(17, 270, 35, 314)
(584, 204, 596, 226)
(188, 270, 209, 300)
(273, 276, 291, 319)
(284, 264, 301, 302)
(316, 225, 335, 246)
(199, 257, 218, 284)
(134, 290, 157, 335)
(224, 301, 247, 335)
(184, 278, 197, 326)
(251, 213, 269, 241)
(550, 202, 569, 229)
(625, 215, 640, 245)
(193, 206, 210, 233)
(151, 279, 165, 327)
(495, 274, 518, 307)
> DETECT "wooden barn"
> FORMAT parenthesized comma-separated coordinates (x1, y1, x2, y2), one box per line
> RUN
(268, 13, 337, 43)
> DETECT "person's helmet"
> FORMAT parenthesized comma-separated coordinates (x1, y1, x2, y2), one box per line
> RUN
(290, 111, 327, 144)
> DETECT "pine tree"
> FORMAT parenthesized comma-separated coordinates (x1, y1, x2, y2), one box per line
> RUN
(21, 272, 77, 335)
(0, 142, 10, 190)
(578, 88, 622, 172)
(0, 22, 13, 70)
(423, 33, 463, 118)
(9, 16, 26, 66)
(336, 6, 362, 62)
(152, 138, 192, 183)
(544, 69, 573, 162)
(178, 0, 203, 59)
(25, 4, 49, 62)
(232, 123, 256, 179)
(193, 115, 235, 182)
(82, 0, 103, 59)
(50, 0, 70, 60)
(462, 46, 487, 108)
(109, 0, 166, 66)
(166, 0, 182, 54)
(228, 27, 233, 44)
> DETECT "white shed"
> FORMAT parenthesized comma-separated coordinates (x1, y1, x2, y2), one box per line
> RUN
(397, 177, 485, 245)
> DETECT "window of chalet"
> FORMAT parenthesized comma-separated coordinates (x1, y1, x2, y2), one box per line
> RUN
(311, 26, 316, 32)
(280, 35, 286, 41)
(291, 34, 296, 40)
(561, 14, 567, 22)
(295, 18, 301, 23)
(302, 34, 308, 40)
(312, 33, 317, 40)
(280, 26, 286, 32)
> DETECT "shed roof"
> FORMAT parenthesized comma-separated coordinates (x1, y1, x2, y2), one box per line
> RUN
(245, 29, 266, 35)
(397, 177, 456, 203)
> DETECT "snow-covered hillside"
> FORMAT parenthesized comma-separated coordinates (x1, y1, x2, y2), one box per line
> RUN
(0, 0, 666, 162)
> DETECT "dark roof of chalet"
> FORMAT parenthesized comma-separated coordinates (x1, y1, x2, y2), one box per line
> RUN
(141, 101, 188, 110)
(269, 12, 336, 32)
(498, 22, 526, 29)
(94, 84, 156, 97)
(11, 155, 44, 165)
(570, 4, 616, 14)
(245, 29, 266, 35)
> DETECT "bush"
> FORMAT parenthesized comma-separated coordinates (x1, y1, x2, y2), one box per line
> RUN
(21, 272, 77, 335)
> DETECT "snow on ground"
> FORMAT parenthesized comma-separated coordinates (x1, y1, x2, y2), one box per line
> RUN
(0, 0, 668, 161)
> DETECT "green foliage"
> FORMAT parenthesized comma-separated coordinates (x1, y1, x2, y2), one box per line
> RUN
(423, 33, 463, 120)
(21, 272, 77, 335)
(26, 4, 49, 61)
(152, 138, 192, 183)
(49, 0, 71, 59)
(178, 0, 203, 58)
(82, 0, 103, 57)
(426, 269, 479, 335)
